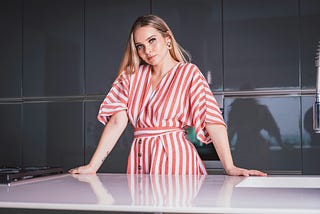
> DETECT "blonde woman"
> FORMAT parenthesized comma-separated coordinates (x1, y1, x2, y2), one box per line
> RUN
(69, 15, 266, 176)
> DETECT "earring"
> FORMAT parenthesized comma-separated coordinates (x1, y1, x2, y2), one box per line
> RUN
(167, 42, 172, 49)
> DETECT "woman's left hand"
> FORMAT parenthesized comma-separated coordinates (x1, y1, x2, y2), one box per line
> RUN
(225, 166, 267, 177)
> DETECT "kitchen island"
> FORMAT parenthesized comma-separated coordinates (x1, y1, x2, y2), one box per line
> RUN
(0, 173, 320, 213)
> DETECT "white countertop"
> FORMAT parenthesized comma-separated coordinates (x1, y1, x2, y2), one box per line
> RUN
(0, 173, 320, 213)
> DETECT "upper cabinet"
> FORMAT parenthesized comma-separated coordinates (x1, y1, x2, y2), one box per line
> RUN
(223, 0, 300, 91)
(300, 0, 320, 89)
(23, 0, 85, 97)
(0, 0, 22, 98)
(85, 0, 150, 95)
(152, 0, 223, 91)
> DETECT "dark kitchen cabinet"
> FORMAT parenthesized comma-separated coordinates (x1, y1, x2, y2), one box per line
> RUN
(0, 0, 22, 98)
(301, 96, 320, 174)
(23, 0, 84, 97)
(0, 104, 22, 166)
(1, 0, 320, 175)
(22, 102, 84, 171)
(224, 96, 301, 173)
(85, 0, 150, 95)
(151, 0, 223, 91)
(300, 0, 320, 89)
(223, 0, 299, 91)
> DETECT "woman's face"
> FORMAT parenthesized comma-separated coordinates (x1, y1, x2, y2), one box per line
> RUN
(133, 26, 171, 66)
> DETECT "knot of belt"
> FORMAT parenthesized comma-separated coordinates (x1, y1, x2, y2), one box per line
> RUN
(134, 127, 185, 139)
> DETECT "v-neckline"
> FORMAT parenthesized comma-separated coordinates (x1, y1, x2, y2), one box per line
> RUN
(149, 62, 181, 91)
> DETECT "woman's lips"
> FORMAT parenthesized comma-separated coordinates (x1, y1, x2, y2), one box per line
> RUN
(147, 55, 156, 61)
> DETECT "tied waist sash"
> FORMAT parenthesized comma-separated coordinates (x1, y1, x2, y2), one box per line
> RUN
(134, 127, 185, 139)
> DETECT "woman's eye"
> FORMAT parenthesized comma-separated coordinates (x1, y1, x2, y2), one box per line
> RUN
(136, 45, 143, 50)
(149, 38, 156, 44)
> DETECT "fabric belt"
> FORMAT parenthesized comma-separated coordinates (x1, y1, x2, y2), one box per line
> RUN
(134, 127, 185, 139)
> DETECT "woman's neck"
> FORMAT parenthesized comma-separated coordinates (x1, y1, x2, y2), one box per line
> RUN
(152, 58, 178, 76)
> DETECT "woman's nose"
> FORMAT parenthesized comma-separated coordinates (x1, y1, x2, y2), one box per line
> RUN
(145, 45, 152, 54)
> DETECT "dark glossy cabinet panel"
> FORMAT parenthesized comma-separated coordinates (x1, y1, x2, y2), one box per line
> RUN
(1, 0, 320, 175)
(85, 0, 150, 95)
(152, 0, 223, 91)
(0, 104, 22, 166)
(23, 0, 84, 97)
(23, 102, 84, 171)
(0, 0, 22, 98)
(224, 96, 301, 172)
(223, 0, 299, 90)
(85, 101, 132, 173)
(301, 96, 320, 174)
(300, 0, 320, 89)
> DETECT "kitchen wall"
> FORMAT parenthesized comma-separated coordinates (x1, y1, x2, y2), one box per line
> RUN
(0, 0, 319, 174)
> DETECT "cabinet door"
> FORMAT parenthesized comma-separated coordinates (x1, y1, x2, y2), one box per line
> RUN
(85, 0, 150, 95)
(152, 0, 223, 91)
(23, 102, 84, 170)
(301, 0, 320, 89)
(225, 96, 301, 173)
(0, 0, 22, 98)
(223, 0, 299, 91)
(23, 0, 84, 96)
(301, 96, 320, 174)
(0, 104, 22, 166)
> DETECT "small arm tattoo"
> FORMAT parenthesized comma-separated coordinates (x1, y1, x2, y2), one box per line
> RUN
(102, 151, 110, 163)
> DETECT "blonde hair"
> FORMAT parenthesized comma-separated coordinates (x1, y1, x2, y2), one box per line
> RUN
(117, 14, 191, 78)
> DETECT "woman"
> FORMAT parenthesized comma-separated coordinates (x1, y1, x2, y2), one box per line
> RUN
(69, 14, 266, 176)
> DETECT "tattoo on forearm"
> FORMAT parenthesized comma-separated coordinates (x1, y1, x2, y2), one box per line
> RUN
(102, 151, 110, 163)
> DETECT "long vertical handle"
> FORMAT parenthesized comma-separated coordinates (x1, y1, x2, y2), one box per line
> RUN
(313, 41, 320, 133)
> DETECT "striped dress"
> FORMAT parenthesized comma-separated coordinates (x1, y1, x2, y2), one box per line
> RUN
(98, 62, 225, 175)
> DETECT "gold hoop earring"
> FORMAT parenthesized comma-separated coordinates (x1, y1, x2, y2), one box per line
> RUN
(167, 42, 172, 49)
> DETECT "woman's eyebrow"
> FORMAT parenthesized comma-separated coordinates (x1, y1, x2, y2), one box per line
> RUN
(135, 35, 156, 45)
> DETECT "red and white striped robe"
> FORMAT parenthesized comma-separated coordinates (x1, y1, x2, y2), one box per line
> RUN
(98, 62, 226, 175)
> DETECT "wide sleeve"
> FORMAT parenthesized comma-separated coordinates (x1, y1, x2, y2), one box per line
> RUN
(189, 67, 226, 144)
(97, 74, 129, 125)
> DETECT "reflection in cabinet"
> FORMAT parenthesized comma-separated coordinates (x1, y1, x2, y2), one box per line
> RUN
(301, 96, 320, 174)
(224, 96, 301, 172)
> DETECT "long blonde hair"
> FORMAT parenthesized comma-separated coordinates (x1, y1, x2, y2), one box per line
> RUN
(117, 15, 191, 78)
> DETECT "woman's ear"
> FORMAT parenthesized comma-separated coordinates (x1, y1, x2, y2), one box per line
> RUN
(166, 30, 173, 40)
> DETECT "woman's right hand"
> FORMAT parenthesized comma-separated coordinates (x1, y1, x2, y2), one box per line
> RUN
(68, 164, 97, 174)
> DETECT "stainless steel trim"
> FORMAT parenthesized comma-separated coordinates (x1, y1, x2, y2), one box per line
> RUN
(0, 89, 317, 103)
(215, 89, 316, 97)
(0, 95, 105, 103)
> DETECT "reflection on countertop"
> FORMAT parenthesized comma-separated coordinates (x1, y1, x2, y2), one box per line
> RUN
(0, 173, 320, 213)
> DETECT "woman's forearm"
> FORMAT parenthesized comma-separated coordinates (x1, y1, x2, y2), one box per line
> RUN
(88, 110, 128, 171)
(205, 123, 235, 172)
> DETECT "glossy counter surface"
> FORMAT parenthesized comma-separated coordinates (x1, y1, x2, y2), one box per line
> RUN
(0, 173, 320, 213)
